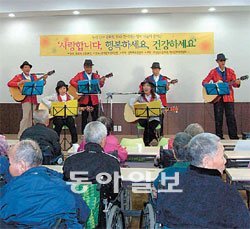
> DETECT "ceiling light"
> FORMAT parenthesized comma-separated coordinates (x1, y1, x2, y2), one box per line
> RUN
(208, 7, 216, 12)
(73, 11, 80, 15)
(141, 9, 148, 14)
(8, 13, 15, 17)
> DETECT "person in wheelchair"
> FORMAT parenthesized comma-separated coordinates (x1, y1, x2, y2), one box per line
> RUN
(154, 132, 192, 190)
(0, 140, 90, 228)
(20, 109, 62, 165)
(156, 133, 250, 228)
(63, 121, 121, 227)
(0, 135, 12, 187)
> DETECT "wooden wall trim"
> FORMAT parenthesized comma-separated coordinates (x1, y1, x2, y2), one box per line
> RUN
(0, 103, 249, 135)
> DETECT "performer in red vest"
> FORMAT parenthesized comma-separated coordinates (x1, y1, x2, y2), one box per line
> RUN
(202, 53, 240, 139)
(140, 62, 171, 136)
(42, 81, 78, 148)
(134, 80, 162, 146)
(70, 59, 105, 133)
(7, 61, 47, 138)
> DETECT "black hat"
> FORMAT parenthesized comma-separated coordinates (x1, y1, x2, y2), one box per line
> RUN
(20, 61, 32, 69)
(55, 80, 68, 93)
(216, 53, 227, 61)
(140, 80, 155, 88)
(84, 59, 94, 66)
(151, 62, 161, 69)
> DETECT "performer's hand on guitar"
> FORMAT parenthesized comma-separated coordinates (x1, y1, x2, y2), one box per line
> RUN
(18, 79, 30, 86)
(99, 76, 106, 83)
(235, 79, 241, 85)
(79, 107, 86, 111)
(86, 106, 94, 112)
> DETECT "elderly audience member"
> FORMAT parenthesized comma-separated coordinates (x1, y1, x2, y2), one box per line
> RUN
(64, 121, 120, 186)
(0, 140, 89, 228)
(63, 121, 120, 228)
(154, 132, 192, 189)
(167, 123, 204, 150)
(157, 133, 250, 228)
(0, 135, 12, 185)
(20, 109, 62, 164)
(78, 116, 128, 162)
(184, 123, 204, 137)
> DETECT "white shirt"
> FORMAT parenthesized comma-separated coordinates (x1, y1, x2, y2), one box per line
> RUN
(153, 75, 160, 83)
(22, 72, 31, 80)
(60, 94, 67, 102)
(86, 73, 92, 81)
(145, 94, 152, 102)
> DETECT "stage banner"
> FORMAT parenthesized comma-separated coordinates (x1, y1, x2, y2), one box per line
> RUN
(40, 32, 214, 56)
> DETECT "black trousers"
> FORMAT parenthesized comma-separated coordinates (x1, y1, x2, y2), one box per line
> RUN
(138, 119, 160, 146)
(213, 99, 239, 139)
(53, 116, 78, 144)
(160, 113, 164, 136)
(81, 104, 99, 133)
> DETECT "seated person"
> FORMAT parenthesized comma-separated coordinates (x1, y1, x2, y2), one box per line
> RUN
(0, 135, 12, 185)
(63, 121, 121, 227)
(0, 140, 89, 228)
(78, 116, 128, 162)
(154, 132, 192, 189)
(20, 110, 62, 165)
(63, 121, 120, 192)
(42, 80, 78, 150)
(156, 133, 250, 228)
(132, 80, 162, 146)
(184, 123, 204, 137)
(167, 123, 204, 150)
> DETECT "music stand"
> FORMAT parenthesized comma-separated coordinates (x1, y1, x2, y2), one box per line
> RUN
(155, 80, 167, 95)
(22, 80, 44, 125)
(78, 79, 101, 95)
(51, 100, 78, 151)
(204, 82, 230, 96)
(77, 79, 103, 122)
(134, 101, 162, 145)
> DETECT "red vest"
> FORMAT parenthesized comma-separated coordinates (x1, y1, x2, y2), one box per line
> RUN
(7, 73, 38, 104)
(202, 67, 240, 102)
(69, 71, 104, 106)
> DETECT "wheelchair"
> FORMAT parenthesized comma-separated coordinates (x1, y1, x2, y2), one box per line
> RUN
(73, 181, 125, 229)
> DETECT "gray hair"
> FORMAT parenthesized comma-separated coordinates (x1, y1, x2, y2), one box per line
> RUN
(12, 140, 43, 167)
(33, 110, 49, 125)
(188, 133, 220, 167)
(184, 123, 204, 137)
(84, 121, 107, 145)
(173, 132, 192, 161)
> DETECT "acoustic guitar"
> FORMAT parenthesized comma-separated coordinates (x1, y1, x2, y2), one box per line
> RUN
(124, 103, 178, 123)
(9, 70, 55, 102)
(202, 75, 249, 103)
(68, 72, 113, 100)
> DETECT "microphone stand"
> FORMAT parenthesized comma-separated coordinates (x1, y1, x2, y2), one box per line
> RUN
(106, 92, 141, 118)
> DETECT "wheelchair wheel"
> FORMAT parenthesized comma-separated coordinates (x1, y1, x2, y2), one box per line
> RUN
(140, 203, 155, 229)
(120, 188, 132, 227)
(106, 205, 125, 229)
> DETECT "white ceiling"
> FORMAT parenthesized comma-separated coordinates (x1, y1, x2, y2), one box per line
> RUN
(1, 0, 250, 17)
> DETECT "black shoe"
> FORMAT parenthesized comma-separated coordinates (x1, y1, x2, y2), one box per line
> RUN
(230, 136, 239, 140)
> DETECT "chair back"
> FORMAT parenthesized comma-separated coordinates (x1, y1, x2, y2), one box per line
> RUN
(120, 138, 145, 147)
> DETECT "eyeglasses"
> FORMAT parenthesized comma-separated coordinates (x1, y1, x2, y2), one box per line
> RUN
(218, 60, 226, 62)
